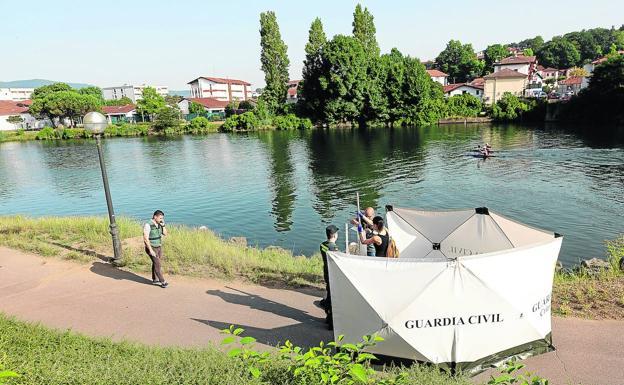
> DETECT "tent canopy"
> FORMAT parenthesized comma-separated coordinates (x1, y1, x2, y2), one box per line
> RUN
(328, 206, 562, 374)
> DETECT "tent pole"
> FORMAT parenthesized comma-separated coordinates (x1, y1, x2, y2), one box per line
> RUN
(356, 192, 361, 255)
(345, 223, 349, 254)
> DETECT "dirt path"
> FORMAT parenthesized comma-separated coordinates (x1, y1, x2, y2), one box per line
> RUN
(1, 247, 622, 385)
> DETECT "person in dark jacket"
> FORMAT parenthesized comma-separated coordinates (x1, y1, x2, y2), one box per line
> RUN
(319, 225, 339, 329)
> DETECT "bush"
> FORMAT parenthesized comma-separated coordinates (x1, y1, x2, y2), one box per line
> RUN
(60, 128, 88, 139)
(187, 116, 218, 134)
(104, 123, 149, 137)
(490, 93, 529, 121)
(34, 127, 60, 140)
(152, 107, 182, 132)
(445, 94, 483, 118)
(221, 112, 260, 131)
(273, 114, 313, 130)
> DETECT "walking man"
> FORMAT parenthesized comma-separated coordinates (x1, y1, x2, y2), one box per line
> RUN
(143, 210, 169, 288)
(320, 224, 339, 329)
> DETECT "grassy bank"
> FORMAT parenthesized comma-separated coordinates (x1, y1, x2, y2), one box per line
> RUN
(0, 314, 470, 385)
(0, 121, 222, 144)
(0, 216, 622, 318)
(0, 216, 322, 287)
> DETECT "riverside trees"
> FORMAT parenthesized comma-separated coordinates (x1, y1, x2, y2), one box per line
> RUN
(29, 83, 102, 127)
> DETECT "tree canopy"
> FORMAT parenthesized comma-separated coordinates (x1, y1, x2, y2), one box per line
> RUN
(29, 83, 102, 127)
(352, 4, 379, 58)
(259, 11, 290, 113)
(136, 87, 166, 119)
(435, 40, 483, 82)
(300, 17, 327, 121)
(483, 44, 509, 74)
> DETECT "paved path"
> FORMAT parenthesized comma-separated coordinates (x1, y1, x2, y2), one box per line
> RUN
(1, 247, 623, 385)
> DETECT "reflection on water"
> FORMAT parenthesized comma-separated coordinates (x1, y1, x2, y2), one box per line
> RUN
(1, 124, 623, 266)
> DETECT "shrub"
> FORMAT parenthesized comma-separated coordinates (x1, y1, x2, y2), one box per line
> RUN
(445, 94, 483, 118)
(60, 128, 88, 139)
(273, 114, 313, 130)
(187, 116, 217, 134)
(221, 112, 260, 131)
(34, 127, 60, 140)
(152, 106, 182, 132)
(490, 93, 529, 121)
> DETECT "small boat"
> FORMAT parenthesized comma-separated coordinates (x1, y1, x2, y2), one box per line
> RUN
(465, 151, 495, 158)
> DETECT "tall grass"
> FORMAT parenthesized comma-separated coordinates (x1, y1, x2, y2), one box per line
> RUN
(0, 314, 468, 385)
(0, 216, 323, 287)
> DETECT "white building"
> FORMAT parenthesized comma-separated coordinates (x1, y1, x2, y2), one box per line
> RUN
(286, 80, 300, 104)
(102, 84, 169, 103)
(188, 76, 252, 102)
(493, 55, 538, 78)
(426, 69, 448, 86)
(443, 83, 484, 99)
(0, 88, 34, 101)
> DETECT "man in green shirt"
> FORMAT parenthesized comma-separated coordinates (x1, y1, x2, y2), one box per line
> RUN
(320, 225, 339, 329)
(143, 210, 169, 288)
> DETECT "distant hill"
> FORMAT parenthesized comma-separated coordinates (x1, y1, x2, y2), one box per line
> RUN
(169, 90, 190, 97)
(0, 79, 93, 89)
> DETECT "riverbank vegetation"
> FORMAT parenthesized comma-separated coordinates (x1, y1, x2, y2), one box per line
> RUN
(0, 314, 475, 385)
(0, 216, 622, 319)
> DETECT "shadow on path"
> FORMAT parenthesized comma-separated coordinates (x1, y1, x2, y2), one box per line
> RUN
(192, 318, 333, 349)
(206, 287, 321, 323)
(49, 241, 111, 263)
(89, 261, 152, 285)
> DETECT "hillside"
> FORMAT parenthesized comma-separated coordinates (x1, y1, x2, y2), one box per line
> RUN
(0, 79, 92, 89)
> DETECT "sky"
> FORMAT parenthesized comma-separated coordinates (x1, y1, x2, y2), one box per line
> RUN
(1, 0, 623, 90)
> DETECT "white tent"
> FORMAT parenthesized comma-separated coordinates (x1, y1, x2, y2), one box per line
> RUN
(327, 206, 562, 374)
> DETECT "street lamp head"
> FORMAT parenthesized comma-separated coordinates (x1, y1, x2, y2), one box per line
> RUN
(83, 111, 108, 134)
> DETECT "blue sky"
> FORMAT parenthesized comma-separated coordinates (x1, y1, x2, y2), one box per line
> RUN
(1, 0, 623, 90)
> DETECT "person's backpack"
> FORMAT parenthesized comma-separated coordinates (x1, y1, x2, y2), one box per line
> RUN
(386, 236, 399, 258)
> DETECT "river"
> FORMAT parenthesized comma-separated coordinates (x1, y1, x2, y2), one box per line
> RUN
(1, 123, 622, 265)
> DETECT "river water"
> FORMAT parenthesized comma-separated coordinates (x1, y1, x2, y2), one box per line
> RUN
(1, 124, 622, 265)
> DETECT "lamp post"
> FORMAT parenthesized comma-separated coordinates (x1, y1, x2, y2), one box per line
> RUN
(84, 111, 123, 265)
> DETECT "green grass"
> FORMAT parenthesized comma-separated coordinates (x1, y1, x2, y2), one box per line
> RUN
(0, 314, 469, 385)
(0, 130, 38, 143)
(0, 216, 323, 287)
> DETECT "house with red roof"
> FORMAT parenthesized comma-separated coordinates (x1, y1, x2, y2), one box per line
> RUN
(583, 51, 624, 75)
(426, 69, 449, 86)
(178, 97, 229, 116)
(493, 55, 538, 80)
(102, 104, 137, 123)
(0, 100, 52, 131)
(443, 83, 484, 99)
(557, 76, 585, 96)
(188, 76, 252, 102)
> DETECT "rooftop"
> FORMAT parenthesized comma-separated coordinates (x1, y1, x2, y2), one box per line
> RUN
(483, 68, 528, 79)
(187, 97, 229, 109)
(443, 83, 484, 93)
(426, 69, 448, 77)
(188, 77, 252, 86)
(495, 55, 537, 65)
(0, 100, 29, 116)
(559, 76, 583, 85)
(102, 104, 136, 114)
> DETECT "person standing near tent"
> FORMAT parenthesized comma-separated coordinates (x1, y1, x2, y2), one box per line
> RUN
(143, 210, 169, 288)
(358, 216, 389, 257)
(319, 224, 339, 329)
(352, 207, 376, 256)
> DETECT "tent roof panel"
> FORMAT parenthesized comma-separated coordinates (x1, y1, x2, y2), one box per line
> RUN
(393, 208, 475, 242)
(489, 212, 554, 248)
(441, 214, 513, 258)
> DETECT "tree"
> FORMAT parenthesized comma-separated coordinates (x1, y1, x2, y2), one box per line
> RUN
(523, 48, 534, 56)
(31, 83, 72, 99)
(78, 86, 103, 103)
(259, 11, 290, 113)
(152, 106, 182, 132)
(517, 36, 544, 52)
(352, 4, 379, 58)
(378, 48, 407, 125)
(435, 40, 483, 82)
(164, 94, 182, 107)
(317, 35, 368, 125)
(300, 17, 327, 121)
(537, 37, 581, 68)
(188, 101, 205, 115)
(6, 115, 24, 130)
(29, 88, 101, 127)
(568, 67, 589, 77)
(483, 44, 509, 74)
(491, 93, 529, 121)
(402, 56, 446, 126)
(136, 87, 166, 121)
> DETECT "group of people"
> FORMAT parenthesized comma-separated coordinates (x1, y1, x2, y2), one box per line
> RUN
(318, 207, 390, 329)
(477, 143, 493, 157)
